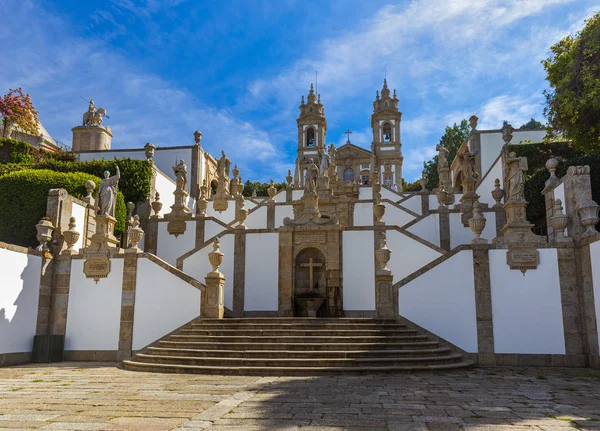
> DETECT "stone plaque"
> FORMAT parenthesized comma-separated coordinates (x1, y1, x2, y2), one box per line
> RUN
(84, 256, 111, 283)
(506, 247, 539, 274)
(295, 233, 326, 244)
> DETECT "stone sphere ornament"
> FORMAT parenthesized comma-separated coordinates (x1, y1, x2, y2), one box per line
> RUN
(85, 179, 96, 200)
(545, 157, 559, 180)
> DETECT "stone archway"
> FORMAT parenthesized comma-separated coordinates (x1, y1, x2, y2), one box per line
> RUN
(294, 247, 327, 317)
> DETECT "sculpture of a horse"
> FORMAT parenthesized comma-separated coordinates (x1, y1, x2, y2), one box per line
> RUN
(83, 108, 108, 127)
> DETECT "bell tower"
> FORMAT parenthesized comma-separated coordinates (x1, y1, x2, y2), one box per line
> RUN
(297, 83, 327, 165)
(371, 79, 403, 189)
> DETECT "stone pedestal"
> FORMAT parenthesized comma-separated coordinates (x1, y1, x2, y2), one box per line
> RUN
(88, 215, 119, 252)
(72, 126, 112, 152)
(202, 272, 225, 319)
(494, 199, 545, 245)
(460, 178, 479, 224)
(166, 189, 191, 237)
(375, 274, 396, 319)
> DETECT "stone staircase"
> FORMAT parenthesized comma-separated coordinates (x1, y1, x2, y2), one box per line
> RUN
(123, 318, 473, 375)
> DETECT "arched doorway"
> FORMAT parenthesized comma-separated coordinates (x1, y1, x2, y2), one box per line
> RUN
(294, 247, 326, 317)
(343, 167, 354, 183)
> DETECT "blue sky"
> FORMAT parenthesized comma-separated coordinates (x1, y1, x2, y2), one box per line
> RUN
(1, 0, 597, 181)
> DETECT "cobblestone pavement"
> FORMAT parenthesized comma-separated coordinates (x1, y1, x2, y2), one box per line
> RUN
(1, 363, 600, 430)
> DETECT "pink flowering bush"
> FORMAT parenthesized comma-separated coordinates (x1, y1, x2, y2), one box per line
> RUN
(0, 88, 39, 137)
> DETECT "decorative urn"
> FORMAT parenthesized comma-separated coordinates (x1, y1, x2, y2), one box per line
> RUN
(151, 191, 163, 217)
(35, 217, 55, 252)
(549, 199, 569, 239)
(436, 183, 448, 208)
(128, 215, 144, 251)
(62, 217, 80, 254)
(375, 234, 392, 273)
(578, 199, 600, 238)
(468, 201, 487, 243)
(286, 169, 293, 187)
(545, 157, 559, 180)
(235, 198, 248, 228)
(208, 238, 224, 274)
(491, 178, 504, 206)
(373, 202, 386, 222)
(267, 179, 277, 200)
(419, 174, 428, 192)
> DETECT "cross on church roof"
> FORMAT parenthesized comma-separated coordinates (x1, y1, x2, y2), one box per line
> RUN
(345, 129, 352, 144)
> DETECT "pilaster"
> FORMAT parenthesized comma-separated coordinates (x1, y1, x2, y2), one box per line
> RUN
(36, 255, 54, 335)
(202, 272, 225, 318)
(195, 217, 206, 248)
(438, 208, 450, 251)
(144, 218, 159, 254)
(48, 256, 72, 336)
(266, 201, 276, 229)
(576, 244, 599, 368)
(278, 229, 294, 317)
(233, 230, 247, 317)
(420, 192, 429, 216)
(472, 247, 495, 365)
(118, 254, 138, 360)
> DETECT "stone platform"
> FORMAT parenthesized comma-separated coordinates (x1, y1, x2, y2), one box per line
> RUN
(123, 318, 473, 375)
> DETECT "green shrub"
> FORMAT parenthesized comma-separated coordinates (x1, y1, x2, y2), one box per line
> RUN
(35, 158, 153, 204)
(0, 169, 126, 247)
(0, 137, 34, 164)
(508, 141, 581, 174)
(0, 163, 27, 177)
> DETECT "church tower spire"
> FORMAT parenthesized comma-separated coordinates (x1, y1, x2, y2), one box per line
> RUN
(296, 83, 327, 177)
(371, 79, 403, 190)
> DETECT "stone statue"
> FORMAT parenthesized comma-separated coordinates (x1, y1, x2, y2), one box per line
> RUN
(328, 143, 337, 166)
(97, 166, 120, 217)
(173, 159, 188, 192)
(319, 145, 330, 175)
(305, 159, 319, 193)
(436, 144, 449, 169)
(459, 149, 479, 181)
(217, 151, 231, 179)
(505, 151, 527, 202)
(82, 99, 108, 127)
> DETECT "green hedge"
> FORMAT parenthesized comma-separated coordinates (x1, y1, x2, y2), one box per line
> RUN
(509, 141, 581, 174)
(0, 169, 126, 247)
(0, 137, 34, 164)
(35, 158, 153, 204)
(524, 152, 600, 228)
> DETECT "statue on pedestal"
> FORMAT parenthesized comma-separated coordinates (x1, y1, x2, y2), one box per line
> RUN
(173, 159, 188, 193)
(505, 152, 527, 202)
(217, 151, 231, 180)
(82, 99, 108, 127)
(305, 159, 319, 193)
(436, 143, 449, 169)
(97, 166, 120, 217)
(459, 149, 479, 181)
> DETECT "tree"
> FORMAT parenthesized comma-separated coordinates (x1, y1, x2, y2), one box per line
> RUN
(542, 12, 600, 151)
(519, 118, 545, 130)
(242, 180, 286, 197)
(422, 119, 470, 190)
(0, 88, 39, 138)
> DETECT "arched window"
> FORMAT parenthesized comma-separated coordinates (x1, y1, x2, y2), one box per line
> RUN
(306, 127, 315, 147)
(383, 123, 392, 142)
(343, 168, 354, 182)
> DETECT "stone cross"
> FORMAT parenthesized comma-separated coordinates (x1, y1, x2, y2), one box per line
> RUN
(300, 258, 323, 290)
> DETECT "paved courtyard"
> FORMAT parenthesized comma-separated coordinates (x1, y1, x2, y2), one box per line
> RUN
(0, 363, 599, 430)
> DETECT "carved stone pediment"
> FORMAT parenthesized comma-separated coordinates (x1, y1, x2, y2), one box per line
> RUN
(335, 143, 372, 161)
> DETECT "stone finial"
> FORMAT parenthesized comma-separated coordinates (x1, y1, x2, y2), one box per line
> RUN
(126, 201, 135, 222)
(208, 238, 224, 275)
(232, 164, 240, 179)
(235, 196, 248, 229)
(491, 178, 504, 207)
(286, 169, 293, 187)
(578, 199, 600, 238)
(127, 215, 144, 252)
(267, 179, 277, 200)
(84, 179, 96, 206)
(194, 130, 203, 147)
(373, 200, 386, 223)
(375, 231, 392, 274)
(469, 115, 478, 131)
(151, 191, 163, 218)
(501, 124, 514, 145)
(468, 201, 487, 244)
(549, 199, 569, 241)
(144, 142, 156, 160)
(546, 157, 559, 180)
(35, 217, 55, 252)
(62, 217, 80, 255)
(436, 182, 449, 208)
(419, 171, 428, 192)
(252, 189, 257, 198)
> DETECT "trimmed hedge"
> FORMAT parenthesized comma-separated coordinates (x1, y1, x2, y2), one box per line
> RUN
(0, 169, 126, 247)
(524, 152, 600, 229)
(35, 158, 153, 204)
(508, 141, 581, 174)
(0, 137, 77, 164)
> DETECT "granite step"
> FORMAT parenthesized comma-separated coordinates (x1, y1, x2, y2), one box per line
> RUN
(146, 346, 452, 358)
(157, 340, 441, 351)
(179, 328, 418, 336)
(168, 334, 430, 343)
(190, 323, 409, 329)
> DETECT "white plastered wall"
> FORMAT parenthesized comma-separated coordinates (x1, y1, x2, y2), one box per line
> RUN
(380, 188, 401, 202)
(182, 234, 235, 310)
(292, 190, 304, 200)
(65, 259, 124, 351)
(274, 191, 287, 203)
(591, 241, 600, 350)
(205, 220, 227, 242)
(383, 205, 416, 227)
(153, 169, 176, 212)
(245, 206, 267, 229)
(132, 257, 201, 350)
(399, 195, 422, 215)
(479, 130, 546, 177)
(354, 202, 374, 226)
(342, 231, 375, 311)
(477, 157, 502, 207)
(71, 202, 87, 252)
(275, 205, 294, 228)
(0, 249, 42, 354)
(359, 186, 372, 200)
(156, 221, 196, 266)
(244, 233, 279, 311)
(206, 203, 235, 225)
(449, 212, 496, 249)
(407, 213, 440, 248)
(489, 249, 565, 354)
(386, 230, 442, 283)
(399, 250, 478, 352)
(554, 182, 565, 208)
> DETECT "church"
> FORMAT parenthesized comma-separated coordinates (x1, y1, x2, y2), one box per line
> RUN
(1, 80, 600, 375)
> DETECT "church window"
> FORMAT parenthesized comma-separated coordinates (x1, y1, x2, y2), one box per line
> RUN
(306, 127, 315, 147)
(383, 123, 392, 142)
(343, 168, 354, 182)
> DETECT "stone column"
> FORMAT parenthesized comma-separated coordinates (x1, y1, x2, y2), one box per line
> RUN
(233, 230, 247, 317)
(118, 254, 138, 360)
(202, 240, 225, 319)
(267, 201, 275, 229)
(420, 192, 429, 216)
(195, 217, 206, 248)
(48, 256, 73, 336)
(438, 207, 450, 251)
(278, 229, 294, 317)
(35, 255, 54, 335)
(472, 247, 495, 365)
(577, 244, 600, 368)
(144, 218, 159, 254)
(374, 231, 396, 319)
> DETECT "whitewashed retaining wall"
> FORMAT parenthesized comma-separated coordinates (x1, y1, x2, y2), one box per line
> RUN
(0, 249, 42, 355)
(275, 205, 294, 228)
(71, 202, 87, 252)
(479, 130, 546, 177)
(132, 257, 201, 350)
(477, 157, 502, 207)
(354, 202, 374, 226)
(399, 195, 422, 215)
(407, 214, 440, 247)
(154, 169, 176, 213)
(156, 221, 196, 266)
(359, 186, 371, 200)
(342, 231, 375, 311)
(245, 206, 267, 229)
(244, 233, 279, 311)
(206, 203, 235, 225)
(449, 212, 497, 249)
(383, 205, 415, 227)
(65, 259, 124, 351)
(205, 220, 227, 242)
(489, 249, 565, 354)
(386, 230, 442, 282)
(399, 250, 478, 352)
(183, 234, 235, 310)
